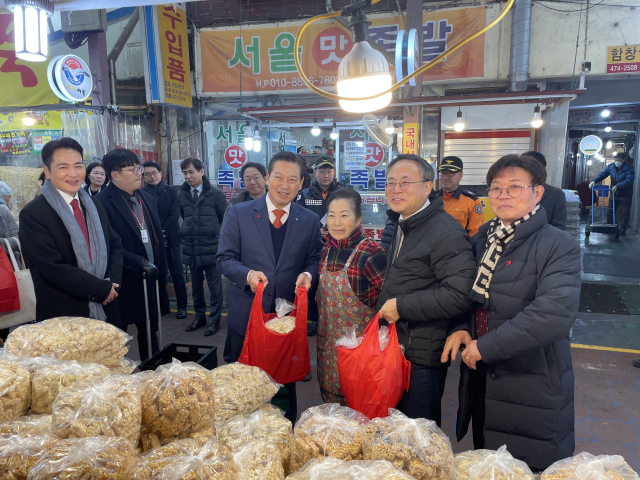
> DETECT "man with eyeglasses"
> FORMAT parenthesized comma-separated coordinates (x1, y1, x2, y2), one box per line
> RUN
(96, 149, 167, 361)
(436, 156, 484, 237)
(143, 161, 188, 320)
(377, 154, 476, 426)
(222, 162, 268, 226)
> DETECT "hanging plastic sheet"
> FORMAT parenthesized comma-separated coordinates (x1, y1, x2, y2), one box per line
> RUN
(61, 110, 109, 161)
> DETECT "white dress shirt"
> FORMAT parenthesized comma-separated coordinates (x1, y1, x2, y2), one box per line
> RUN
(399, 198, 430, 221)
(57, 189, 81, 216)
(191, 182, 204, 196)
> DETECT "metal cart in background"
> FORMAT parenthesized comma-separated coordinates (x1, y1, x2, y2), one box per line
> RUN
(585, 185, 620, 241)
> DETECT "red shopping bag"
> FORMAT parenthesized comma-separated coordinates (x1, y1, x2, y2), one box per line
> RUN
(337, 314, 411, 419)
(239, 281, 310, 384)
(0, 250, 19, 313)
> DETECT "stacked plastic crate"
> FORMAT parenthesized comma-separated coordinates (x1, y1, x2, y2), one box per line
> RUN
(564, 190, 581, 238)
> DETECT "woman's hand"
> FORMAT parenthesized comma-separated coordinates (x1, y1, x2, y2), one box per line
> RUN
(461, 340, 482, 370)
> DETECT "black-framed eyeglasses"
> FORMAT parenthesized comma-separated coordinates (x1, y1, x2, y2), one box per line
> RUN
(384, 180, 428, 191)
(487, 185, 535, 199)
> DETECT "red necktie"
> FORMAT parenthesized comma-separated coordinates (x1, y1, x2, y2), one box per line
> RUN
(273, 209, 286, 229)
(71, 199, 92, 261)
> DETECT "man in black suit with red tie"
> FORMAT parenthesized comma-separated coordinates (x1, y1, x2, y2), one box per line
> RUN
(19, 138, 123, 326)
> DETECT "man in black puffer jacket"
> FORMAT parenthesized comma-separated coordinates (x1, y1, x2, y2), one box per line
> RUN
(377, 154, 476, 427)
(177, 158, 227, 336)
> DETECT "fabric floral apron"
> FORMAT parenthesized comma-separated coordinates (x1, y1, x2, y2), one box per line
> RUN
(316, 240, 377, 404)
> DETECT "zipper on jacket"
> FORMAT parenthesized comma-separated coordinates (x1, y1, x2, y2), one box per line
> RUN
(408, 328, 413, 346)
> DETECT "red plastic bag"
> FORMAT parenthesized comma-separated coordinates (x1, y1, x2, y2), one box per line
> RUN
(337, 314, 411, 419)
(0, 250, 19, 313)
(239, 281, 310, 384)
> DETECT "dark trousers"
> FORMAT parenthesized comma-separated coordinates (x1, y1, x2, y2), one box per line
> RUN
(471, 361, 487, 449)
(166, 245, 187, 309)
(223, 329, 298, 423)
(135, 318, 159, 361)
(397, 363, 448, 427)
(307, 286, 319, 325)
(607, 194, 632, 230)
(191, 264, 222, 327)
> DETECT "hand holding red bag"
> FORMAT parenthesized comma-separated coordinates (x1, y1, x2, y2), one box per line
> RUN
(337, 314, 411, 419)
(0, 249, 19, 313)
(239, 281, 310, 384)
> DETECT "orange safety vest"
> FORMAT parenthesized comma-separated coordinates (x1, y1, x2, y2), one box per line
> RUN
(439, 187, 484, 237)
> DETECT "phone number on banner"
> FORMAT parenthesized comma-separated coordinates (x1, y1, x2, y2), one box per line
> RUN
(255, 76, 337, 89)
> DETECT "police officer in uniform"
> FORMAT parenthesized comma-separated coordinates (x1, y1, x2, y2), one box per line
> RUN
(297, 156, 341, 338)
(437, 156, 484, 237)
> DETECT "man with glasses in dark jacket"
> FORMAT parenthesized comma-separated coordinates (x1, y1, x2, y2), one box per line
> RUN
(143, 161, 188, 319)
(177, 158, 227, 336)
(377, 154, 476, 426)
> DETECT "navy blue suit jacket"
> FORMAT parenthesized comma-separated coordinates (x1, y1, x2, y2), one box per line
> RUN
(216, 195, 323, 336)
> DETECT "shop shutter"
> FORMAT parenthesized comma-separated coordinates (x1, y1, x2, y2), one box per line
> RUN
(443, 130, 533, 186)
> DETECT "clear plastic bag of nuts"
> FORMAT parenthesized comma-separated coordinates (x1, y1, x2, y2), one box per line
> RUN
(362, 409, 453, 480)
(0, 434, 58, 480)
(541, 452, 640, 480)
(26, 436, 137, 480)
(216, 404, 292, 475)
(31, 360, 111, 414)
(157, 437, 242, 480)
(139, 426, 215, 453)
(140, 359, 215, 444)
(286, 457, 415, 480)
(4, 317, 133, 370)
(265, 298, 296, 334)
(0, 363, 30, 423)
(51, 374, 142, 443)
(0, 414, 53, 438)
(210, 363, 281, 423)
(452, 446, 535, 480)
(131, 436, 211, 480)
(290, 404, 369, 473)
(232, 439, 284, 480)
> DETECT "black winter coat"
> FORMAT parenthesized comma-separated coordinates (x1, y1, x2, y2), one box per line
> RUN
(380, 218, 396, 250)
(95, 184, 167, 326)
(377, 195, 476, 367)
(296, 180, 341, 222)
(460, 208, 581, 471)
(540, 184, 567, 230)
(19, 195, 123, 327)
(177, 177, 227, 268)
(144, 181, 181, 247)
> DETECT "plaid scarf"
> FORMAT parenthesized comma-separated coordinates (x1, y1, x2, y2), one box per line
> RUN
(471, 204, 540, 305)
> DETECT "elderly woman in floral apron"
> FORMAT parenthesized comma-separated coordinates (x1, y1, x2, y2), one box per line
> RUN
(316, 187, 388, 404)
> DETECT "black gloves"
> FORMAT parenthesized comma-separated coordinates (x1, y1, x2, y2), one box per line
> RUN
(141, 259, 159, 280)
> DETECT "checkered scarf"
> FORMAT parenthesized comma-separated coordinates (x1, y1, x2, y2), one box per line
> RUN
(471, 204, 540, 305)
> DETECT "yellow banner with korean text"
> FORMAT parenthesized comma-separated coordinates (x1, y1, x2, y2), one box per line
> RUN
(402, 123, 419, 155)
(157, 4, 192, 108)
(606, 45, 639, 74)
(198, 7, 486, 95)
(0, 13, 59, 107)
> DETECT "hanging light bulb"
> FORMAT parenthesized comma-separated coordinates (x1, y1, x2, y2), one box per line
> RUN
(7, 0, 53, 63)
(22, 115, 35, 126)
(311, 118, 321, 136)
(604, 125, 612, 133)
(587, 160, 593, 166)
(531, 105, 543, 128)
(606, 140, 613, 149)
(330, 121, 339, 140)
(244, 121, 254, 151)
(385, 118, 395, 135)
(252, 124, 261, 152)
(601, 107, 611, 118)
(336, 14, 392, 113)
(453, 108, 465, 132)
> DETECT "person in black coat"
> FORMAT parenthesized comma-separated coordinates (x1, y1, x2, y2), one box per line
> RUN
(523, 151, 567, 230)
(377, 154, 476, 427)
(177, 158, 227, 336)
(458, 154, 580, 471)
(83, 162, 108, 197)
(222, 162, 268, 226)
(19, 138, 122, 327)
(143, 161, 188, 319)
(96, 149, 167, 361)
(380, 217, 395, 250)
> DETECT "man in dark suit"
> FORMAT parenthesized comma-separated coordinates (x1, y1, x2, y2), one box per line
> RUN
(143, 161, 187, 319)
(217, 151, 323, 422)
(19, 138, 123, 325)
(523, 151, 567, 230)
(96, 149, 167, 361)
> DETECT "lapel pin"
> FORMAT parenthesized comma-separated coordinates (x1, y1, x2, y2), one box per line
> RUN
(506, 261, 512, 265)
(257, 214, 261, 218)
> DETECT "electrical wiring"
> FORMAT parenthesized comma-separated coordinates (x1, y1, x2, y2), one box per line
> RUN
(534, 0, 606, 12)
(293, 0, 516, 103)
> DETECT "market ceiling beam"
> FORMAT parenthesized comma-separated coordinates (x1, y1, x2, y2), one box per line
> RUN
(0, 0, 210, 12)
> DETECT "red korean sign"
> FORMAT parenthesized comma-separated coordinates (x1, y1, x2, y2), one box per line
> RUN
(198, 7, 486, 95)
(224, 145, 247, 169)
(365, 142, 384, 168)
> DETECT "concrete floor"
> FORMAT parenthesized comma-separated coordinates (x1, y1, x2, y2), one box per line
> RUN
(129, 218, 640, 470)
